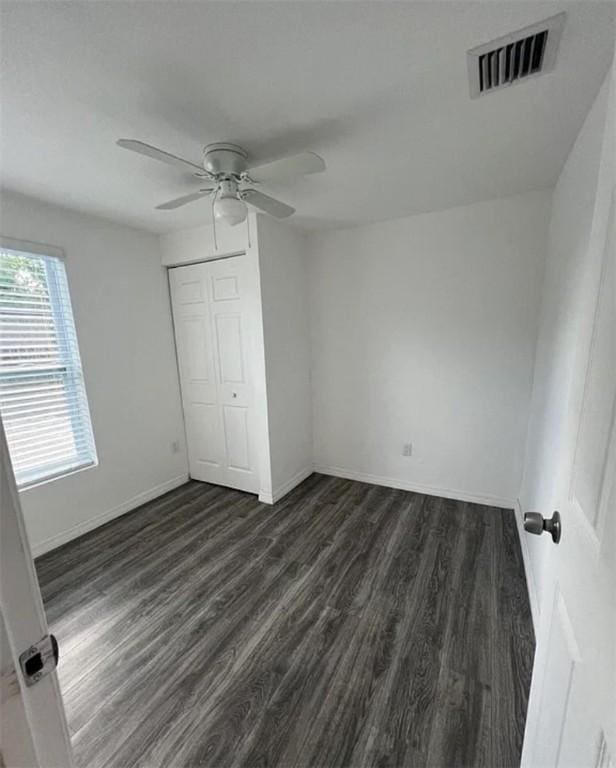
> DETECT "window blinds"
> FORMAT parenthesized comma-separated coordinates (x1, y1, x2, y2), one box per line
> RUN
(0, 247, 97, 487)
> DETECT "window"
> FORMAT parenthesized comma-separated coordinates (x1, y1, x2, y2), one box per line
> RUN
(0, 242, 97, 487)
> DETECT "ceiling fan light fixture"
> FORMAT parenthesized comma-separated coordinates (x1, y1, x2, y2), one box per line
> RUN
(213, 180, 248, 226)
(213, 195, 247, 226)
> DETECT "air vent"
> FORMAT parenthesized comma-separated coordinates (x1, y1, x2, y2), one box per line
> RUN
(467, 13, 565, 98)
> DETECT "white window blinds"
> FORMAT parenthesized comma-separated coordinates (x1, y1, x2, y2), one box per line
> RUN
(0, 246, 97, 487)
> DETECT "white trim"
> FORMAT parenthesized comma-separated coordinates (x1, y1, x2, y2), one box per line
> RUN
(0, 235, 65, 261)
(514, 498, 540, 631)
(313, 463, 516, 509)
(259, 466, 313, 505)
(19, 458, 97, 491)
(31, 473, 189, 557)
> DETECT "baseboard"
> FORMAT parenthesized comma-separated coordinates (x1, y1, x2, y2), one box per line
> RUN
(31, 473, 189, 558)
(514, 497, 540, 632)
(259, 466, 313, 505)
(312, 463, 516, 510)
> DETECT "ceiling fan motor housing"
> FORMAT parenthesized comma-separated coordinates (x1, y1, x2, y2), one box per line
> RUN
(217, 179, 241, 199)
(203, 143, 248, 177)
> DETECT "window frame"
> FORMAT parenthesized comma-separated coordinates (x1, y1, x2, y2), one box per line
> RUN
(0, 236, 98, 489)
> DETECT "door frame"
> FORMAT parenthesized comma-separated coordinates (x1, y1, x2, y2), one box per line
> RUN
(167, 249, 274, 501)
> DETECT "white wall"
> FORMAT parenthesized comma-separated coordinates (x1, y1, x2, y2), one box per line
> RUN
(160, 215, 253, 267)
(0, 191, 188, 555)
(519, 71, 613, 615)
(307, 190, 551, 506)
(256, 216, 313, 499)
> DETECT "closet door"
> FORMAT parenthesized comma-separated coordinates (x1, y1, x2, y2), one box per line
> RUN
(169, 256, 258, 493)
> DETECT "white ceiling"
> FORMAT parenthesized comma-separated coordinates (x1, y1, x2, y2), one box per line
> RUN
(1, 1, 614, 234)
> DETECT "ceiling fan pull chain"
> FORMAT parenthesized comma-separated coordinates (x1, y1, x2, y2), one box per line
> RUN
(211, 189, 219, 251)
(245, 209, 252, 249)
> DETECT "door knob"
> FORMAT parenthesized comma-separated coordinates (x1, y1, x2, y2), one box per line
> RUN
(524, 510, 561, 544)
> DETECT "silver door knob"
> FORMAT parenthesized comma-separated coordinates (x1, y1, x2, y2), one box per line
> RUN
(524, 511, 561, 544)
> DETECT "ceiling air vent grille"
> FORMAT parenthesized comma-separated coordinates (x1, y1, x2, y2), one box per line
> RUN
(467, 13, 565, 98)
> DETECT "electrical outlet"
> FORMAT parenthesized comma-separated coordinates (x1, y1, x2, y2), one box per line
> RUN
(402, 442, 413, 457)
(171, 440, 180, 454)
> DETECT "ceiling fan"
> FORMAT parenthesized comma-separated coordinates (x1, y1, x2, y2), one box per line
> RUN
(116, 139, 326, 226)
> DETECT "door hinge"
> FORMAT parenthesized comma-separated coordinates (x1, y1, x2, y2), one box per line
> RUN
(19, 634, 59, 687)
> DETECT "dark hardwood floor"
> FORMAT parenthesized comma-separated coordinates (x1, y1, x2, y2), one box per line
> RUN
(36, 474, 534, 768)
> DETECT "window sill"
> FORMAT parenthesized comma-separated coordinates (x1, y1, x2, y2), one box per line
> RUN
(18, 459, 98, 492)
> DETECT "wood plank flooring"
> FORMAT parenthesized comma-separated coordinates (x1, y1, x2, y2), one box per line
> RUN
(35, 474, 535, 768)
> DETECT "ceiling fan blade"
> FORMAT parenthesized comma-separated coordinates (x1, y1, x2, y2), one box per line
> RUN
(117, 139, 210, 176)
(155, 190, 214, 210)
(241, 189, 295, 218)
(246, 152, 325, 183)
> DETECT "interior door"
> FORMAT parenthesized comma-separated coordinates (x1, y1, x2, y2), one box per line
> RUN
(0, 416, 74, 767)
(169, 255, 258, 494)
(521, 193, 615, 761)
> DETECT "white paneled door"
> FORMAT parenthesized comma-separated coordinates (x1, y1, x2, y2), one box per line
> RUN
(169, 256, 259, 494)
(0, 416, 74, 767)
(521, 176, 615, 761)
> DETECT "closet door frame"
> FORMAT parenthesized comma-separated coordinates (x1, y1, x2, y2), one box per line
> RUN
(168, 252, 263, 495)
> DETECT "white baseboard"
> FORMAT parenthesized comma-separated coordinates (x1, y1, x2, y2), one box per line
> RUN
(312, 463, 516, 510)
(259, 466, 313, 505)
(31, 473, 189, 557)
(514, 498, 540, 632)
